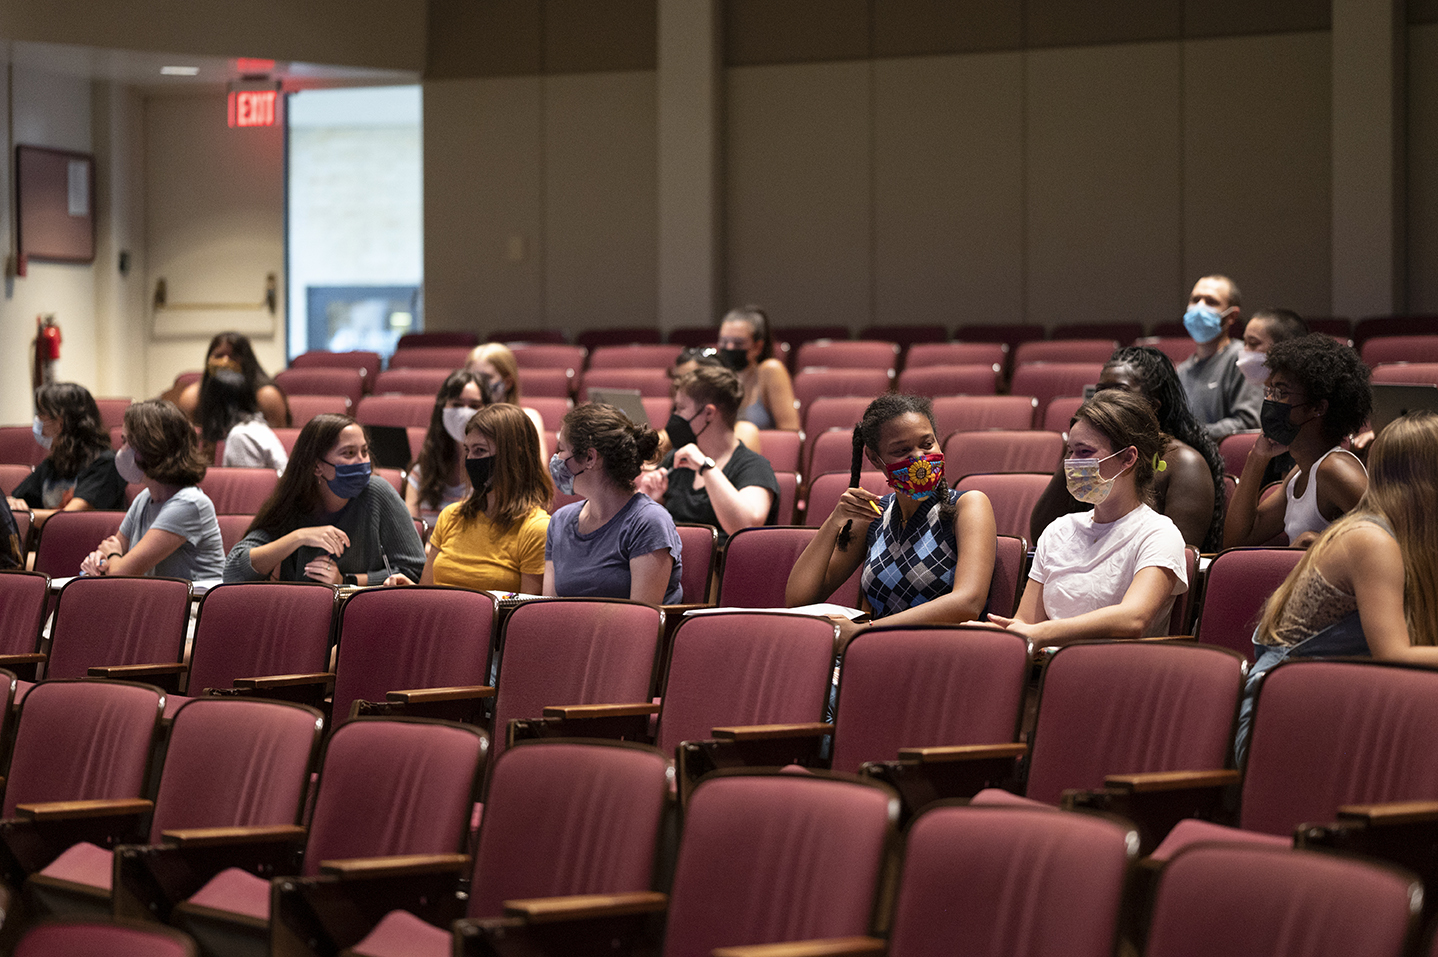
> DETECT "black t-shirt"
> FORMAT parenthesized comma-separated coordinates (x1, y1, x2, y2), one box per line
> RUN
(661, 441, 780, 544)
(12, 449, 126, 511)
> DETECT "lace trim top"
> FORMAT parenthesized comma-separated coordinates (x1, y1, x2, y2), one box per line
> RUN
(1269, 564, 1358, 649)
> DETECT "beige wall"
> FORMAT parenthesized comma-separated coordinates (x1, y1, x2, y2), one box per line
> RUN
(1410, 23, 1438, 313)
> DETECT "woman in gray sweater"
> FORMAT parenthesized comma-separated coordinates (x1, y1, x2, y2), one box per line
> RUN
(223, 413, 423, 584)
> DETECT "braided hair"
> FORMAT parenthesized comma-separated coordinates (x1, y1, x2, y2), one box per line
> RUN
(1105, 346, 1226, 551)
(835, 393, 956, 550)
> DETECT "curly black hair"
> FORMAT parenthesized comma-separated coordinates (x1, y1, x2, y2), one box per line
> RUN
(1263, 334, 1372, 444)
(836, 393, 955, 551)
(1105, 346, 1226, 551)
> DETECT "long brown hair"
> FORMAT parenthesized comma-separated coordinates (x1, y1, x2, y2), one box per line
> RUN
(249, 413, 359, 536)
(1257, 411, 1438, 647)
(202, 332, 289, 424)
(1070, 389, 1168, 499)
(456, 404, 553, 532)
(561, 404, 659, 491)
(34, 382, 110, 477)
(414, 370, 491, 511)
(123, 400, 207, 487)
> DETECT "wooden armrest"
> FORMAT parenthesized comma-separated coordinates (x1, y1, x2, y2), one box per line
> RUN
(319, 852, 470, 879)
(233, 672, 334, 690)
(161, 824, 307, 847)
(87, 662, 187, 678)
(1337, 801, 1438, 825)
(541, 703, 659, 719)
(896, 743, 1027, 764)
(711, 723, 834, 741)
(504, 891, 668, 924)
(1104, 770, 1240, 792)
(16, 798, 153, 821)
(713, 937, 887, 957)
(385, 685, 495, 704)
(662, 603, 713, 615)
(0, 654, 47, 666)
(1135, 635, 1193, 643)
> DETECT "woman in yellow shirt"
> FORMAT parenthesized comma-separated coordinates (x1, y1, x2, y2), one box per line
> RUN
(384, 403, 553, 593)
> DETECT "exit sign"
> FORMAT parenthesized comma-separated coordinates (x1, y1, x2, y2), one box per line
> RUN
(228, 90, 277, 127)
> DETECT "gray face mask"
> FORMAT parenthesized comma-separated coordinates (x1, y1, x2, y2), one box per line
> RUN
(548, 453, 584, 495)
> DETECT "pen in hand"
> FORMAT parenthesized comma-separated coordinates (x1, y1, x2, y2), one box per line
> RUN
(380, 546, 393, 583)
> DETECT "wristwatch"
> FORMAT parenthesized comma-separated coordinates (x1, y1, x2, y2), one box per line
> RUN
(698, 456, 716, 474)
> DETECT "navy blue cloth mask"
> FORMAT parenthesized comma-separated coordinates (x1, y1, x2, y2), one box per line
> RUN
(325, 460, 372, 499)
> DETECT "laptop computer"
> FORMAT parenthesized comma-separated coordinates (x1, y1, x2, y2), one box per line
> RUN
(585, 387, 654, 428)
(1369, 382, 1438, 436)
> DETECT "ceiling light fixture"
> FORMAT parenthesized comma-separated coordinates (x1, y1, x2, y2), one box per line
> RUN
(160, 66, 200, 76)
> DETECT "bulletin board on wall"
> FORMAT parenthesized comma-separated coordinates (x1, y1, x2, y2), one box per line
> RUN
(15, 145, 96, 264)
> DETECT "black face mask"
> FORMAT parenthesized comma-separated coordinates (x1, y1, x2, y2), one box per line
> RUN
(665, 409, 706, 450)
(464, 454, 496, 489)
(717, 347, 748, 372)
(1260, 399, 1304, 446)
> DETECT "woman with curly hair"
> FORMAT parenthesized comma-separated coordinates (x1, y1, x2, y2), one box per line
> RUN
(786, 393, 996, 640)
(1224, 334, 1371, 549)
(1031, 345, 1227, 552)
(544, 404, 683, 604)
(80, 400, 224, 579)
(385, 404, 552, 593)
(7, 382, 126, 530)
(405, 370, 491, 526)
(990, 390, 1189, 644)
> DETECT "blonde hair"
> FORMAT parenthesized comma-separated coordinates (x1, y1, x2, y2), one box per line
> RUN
(466, 342, 522, 403)
(1257, 412, 1438, 647)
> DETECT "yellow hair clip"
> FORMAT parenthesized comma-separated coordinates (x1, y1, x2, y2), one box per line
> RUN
(1152, 452, 1167, 472)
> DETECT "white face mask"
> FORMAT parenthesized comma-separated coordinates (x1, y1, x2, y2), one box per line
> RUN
(32, 417, 53, 451)
(1235, 347, 1268, 384)
(115, 445, 146, 484)
(442, 407, 476, 444)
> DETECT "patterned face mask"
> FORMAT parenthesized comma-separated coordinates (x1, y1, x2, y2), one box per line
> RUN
(1063, 449, 1131, 505)
(882, 452, 944, 501)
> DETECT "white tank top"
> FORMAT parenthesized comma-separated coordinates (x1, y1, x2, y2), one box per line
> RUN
(1284, 447, 1364, 544)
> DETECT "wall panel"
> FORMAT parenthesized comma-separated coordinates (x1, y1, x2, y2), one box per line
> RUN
(1025, 43, 1182, 329)
(725, 61, 872, 330)
(872, 53, 1024, 328)
(1408, 24, 1438, 312)
(1183, 32, 1331, 318)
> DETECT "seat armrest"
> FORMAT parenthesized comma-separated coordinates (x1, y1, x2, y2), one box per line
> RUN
(16, 798, 153, 821)
(386, 686, 495, 704)
(233, 672, 334, 689)
(712, 937, 888, 957)
(87, 662, 187, 679)
(0, 654, 47, 666)
(541, 703, 659, 719)
(503, 891, 669, 924)
(896, 743, 1028, 764)
(1336, 800, 1438, 825)
(1103, 770, 1240, 792)
(711, 723, 834, 741)
(319, 853, 469, 879)
(161, 824, 307, 847)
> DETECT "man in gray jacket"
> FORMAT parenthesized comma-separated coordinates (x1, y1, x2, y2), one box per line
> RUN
(1176, 274, 1263, 440)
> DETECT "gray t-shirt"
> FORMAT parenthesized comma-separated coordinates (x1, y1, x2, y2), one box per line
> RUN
(1176, 339, 1264, 440)
(119, 486, 226, 580)
(545, 492, 684, 603)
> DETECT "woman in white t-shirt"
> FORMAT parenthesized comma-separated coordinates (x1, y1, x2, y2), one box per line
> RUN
(989, 390, 1188, 644)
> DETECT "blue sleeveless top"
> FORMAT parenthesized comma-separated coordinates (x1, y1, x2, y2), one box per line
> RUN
(860, 489, 965, 618)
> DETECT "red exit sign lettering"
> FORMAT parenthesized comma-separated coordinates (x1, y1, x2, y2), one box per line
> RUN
(228, 90, 277, 128)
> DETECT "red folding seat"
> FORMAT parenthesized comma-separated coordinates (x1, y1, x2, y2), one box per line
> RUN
(46, 576, 191, 690)
(803, 471, 888, 527)
(1015, 339, 1119, 366)
(0, 428, 47, 467)
(1353, 314, 1438, 346)
(1135, 335, 1197, 366)
(675, 524, 718, 603)
(1371, 361, 1438, 385)
(953, 472, 1051, 541)
(0, 571, 49, 678)
(1009, 362, 1105, 428)
(169, 718, 487, 954)
(587, 343, 683, 369)
(1360, 335, 1438, 366)
(1193, 547, 1303, 662)
(292, 739, 671, 957)
(772, 471, 798, 525)
(1041, 394, 1084, 432)
(288, 350, 382, 391)
(579, 367, 674, 398)
(28, 697, 323, 920)
(719, 526, 860, 607)
(0, 463, 34, 497)
(13, 921, 198, 957)
(800, 395, 870, 473)
(520, 395, 571, 431)
(285, 394, 351, 424)
(754, 429, 801, 473)
(897, 363, 999, 396)
(576, 327, 663, 348)
(273, 368, 365, 410)
(807, 428, 859, 478)
(1143, 843, 1419, 957)
(792, 369, 893, 420)
(795, 339, 899, 371)
(197, 467, 278, 515)
(371, 367, 451, 395)
(906, 341, 1007, 369)
(932, 395, 1037, 436)
(944, 429, 1062, 475)
(1218, 429, 1263, 476)
(386, 346, 472, 369)
(355, 394, 434, 428)
(93, 398, 132, 430)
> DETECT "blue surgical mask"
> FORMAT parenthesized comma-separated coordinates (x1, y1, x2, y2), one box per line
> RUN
(1182, 304, 1231, 344)
(548, 453, 584, 495)
(324, 459, 372, 499)
(31, 417, 52, 451)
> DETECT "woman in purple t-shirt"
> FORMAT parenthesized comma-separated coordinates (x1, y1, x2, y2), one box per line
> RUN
(544, 404, 683, 604)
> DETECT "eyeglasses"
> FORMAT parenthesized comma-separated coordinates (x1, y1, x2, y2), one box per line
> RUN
(1263, 386, 1307, 403)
